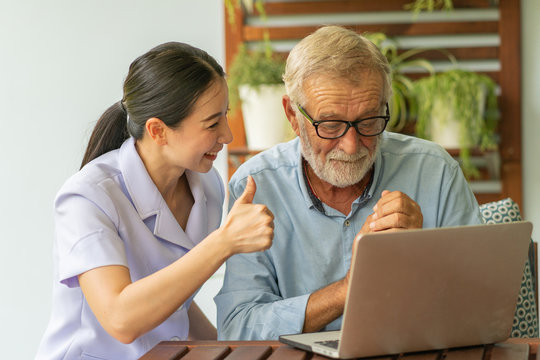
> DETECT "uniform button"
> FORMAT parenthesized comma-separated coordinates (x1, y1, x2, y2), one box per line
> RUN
(344, 220, 351, 227)
(170, 336, 180, 341)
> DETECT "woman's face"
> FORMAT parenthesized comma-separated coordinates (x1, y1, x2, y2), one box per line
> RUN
(165, 77, 232, 173)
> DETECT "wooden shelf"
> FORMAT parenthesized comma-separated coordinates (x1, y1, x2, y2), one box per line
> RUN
(224, 0, 522, 208)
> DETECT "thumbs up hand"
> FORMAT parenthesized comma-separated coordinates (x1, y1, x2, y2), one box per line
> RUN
(218, 176, 274, 255)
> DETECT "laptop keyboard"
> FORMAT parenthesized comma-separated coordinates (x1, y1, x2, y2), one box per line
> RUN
(315, 340, 339, 349)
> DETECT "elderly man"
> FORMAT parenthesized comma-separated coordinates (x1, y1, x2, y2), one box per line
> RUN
(215, 25, 483, 340)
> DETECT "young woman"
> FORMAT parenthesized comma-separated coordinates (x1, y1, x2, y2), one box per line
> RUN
(36, 42, 274, 360)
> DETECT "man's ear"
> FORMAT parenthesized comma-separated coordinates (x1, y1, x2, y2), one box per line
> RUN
(282, 95, 300, 136)
(145, 117, 168, 145)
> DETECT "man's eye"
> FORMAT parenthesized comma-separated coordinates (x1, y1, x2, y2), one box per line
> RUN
(358, 119, 377, 128)
(320, 122, 344, 130)
(357, 122, 372, 129)
(208, 121, 219, 129)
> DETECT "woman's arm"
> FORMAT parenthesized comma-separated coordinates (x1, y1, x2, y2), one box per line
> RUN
(78, 236, 227, 344)
(78, 176, 273, 343)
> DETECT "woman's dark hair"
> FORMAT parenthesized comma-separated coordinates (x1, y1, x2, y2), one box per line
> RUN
(80, 42, 225, 168)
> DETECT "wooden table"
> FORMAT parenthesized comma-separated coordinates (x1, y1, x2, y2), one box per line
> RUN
(140, 338, 540, 360)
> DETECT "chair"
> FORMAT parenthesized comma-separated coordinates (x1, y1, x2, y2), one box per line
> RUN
(479, 198, 538, 337)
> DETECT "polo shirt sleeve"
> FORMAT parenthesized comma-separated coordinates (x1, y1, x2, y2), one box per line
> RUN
(437, 160, 484, 227)
(54, 187, 128, 288)
(216, 173, 310, 340)
(215, 251, 310, 340)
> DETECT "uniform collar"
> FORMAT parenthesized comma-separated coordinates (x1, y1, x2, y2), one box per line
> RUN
(118, 137, 207, 249)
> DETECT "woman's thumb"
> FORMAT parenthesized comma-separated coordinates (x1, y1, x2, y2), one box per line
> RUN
(236, 176, 256, 204)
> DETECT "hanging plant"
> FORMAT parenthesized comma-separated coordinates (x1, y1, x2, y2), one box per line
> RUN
(365, 32, 456, 132)
(404, 0, 454, 16)
(413, 69, 499, 178)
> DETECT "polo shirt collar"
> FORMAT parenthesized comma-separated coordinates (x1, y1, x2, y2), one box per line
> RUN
(118, 137, 206, 249)
(296, 140, 380, 214)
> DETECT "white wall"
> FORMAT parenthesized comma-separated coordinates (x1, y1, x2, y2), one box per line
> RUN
(0, 1, 224, 358)
(0, 1, 539, 359)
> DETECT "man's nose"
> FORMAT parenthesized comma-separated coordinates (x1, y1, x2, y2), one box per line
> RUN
(338, 126, 361, 154)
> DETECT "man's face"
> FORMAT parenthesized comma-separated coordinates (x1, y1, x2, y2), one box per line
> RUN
(296, 70, 385, 188)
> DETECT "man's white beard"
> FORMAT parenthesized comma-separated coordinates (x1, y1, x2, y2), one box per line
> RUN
(299, 122, 379, 188)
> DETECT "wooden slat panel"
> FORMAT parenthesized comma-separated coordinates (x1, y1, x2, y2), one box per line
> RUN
(259, 0, 494, 16)
(445, 346, 485, 359)
(243, 21, 499, 41)
(224, 3, 248, 149)
(501, 161, 523, 211)
(265, 346, 308, 360)
(394, 71, 499, 83)
(474, 192, 504, 205)
(139, 344, 188, 360)
(225, 4, 245, 68)
(505, 338, 540, 356)
(491, 343, 530, 360)
(224, 0, 523, 206)
(401, 350, 442, 359)
(498, 0, 522, 162)
(223, 346, 272, 360)
(140, 341, 539, 359)
(310, 355, 341, 360)
(498, 0, 523, 212)
(275, 47, 499, 62)
(226, 110, 247, 150)
(401, 47, 499, 61)
(181, 346, 231, 360)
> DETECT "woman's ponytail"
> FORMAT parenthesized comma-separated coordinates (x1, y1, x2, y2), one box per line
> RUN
(80, 101, 129, 169)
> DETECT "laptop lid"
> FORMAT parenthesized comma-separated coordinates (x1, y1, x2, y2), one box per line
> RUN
(280, 222, 533, 359)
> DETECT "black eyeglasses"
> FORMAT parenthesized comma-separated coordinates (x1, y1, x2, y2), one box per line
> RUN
(297, 103, 390, 139)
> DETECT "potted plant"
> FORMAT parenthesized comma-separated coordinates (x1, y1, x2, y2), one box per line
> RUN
(413, 69, 499, 178)
(225, 0, 293, 150)
(227, 43, 293, 150)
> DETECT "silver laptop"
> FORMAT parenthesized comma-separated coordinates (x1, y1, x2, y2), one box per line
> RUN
(279, 221, 533, 359)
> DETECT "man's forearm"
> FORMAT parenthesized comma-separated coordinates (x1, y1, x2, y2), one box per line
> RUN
(302, 277, 348, 333)
(217, 291, 312, 340)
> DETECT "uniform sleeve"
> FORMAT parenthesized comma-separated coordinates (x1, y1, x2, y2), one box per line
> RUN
(437, 161, 484, 227)
(214, 176, 310, 340)
(54, 189, 127, 288)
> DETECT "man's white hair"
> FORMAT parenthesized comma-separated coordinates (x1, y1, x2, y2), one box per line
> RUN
(283, 25, 392, 107)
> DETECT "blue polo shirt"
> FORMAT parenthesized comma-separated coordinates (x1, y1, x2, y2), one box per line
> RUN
(215, 132, 483, 340)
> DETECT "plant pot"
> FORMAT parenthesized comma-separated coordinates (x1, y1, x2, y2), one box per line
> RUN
(239, 84, 293, 150)
(429, 100, 483, 150)
(428, 84, 487, 150)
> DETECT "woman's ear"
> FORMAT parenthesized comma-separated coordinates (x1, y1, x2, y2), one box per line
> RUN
(282, 95, 300, 136)
(145, 117, 168, 145)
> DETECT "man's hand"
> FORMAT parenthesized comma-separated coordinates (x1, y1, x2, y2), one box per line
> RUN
(360, 190, 423, 234)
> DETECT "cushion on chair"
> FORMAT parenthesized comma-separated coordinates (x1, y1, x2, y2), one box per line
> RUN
(479, 198, 538, 337)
